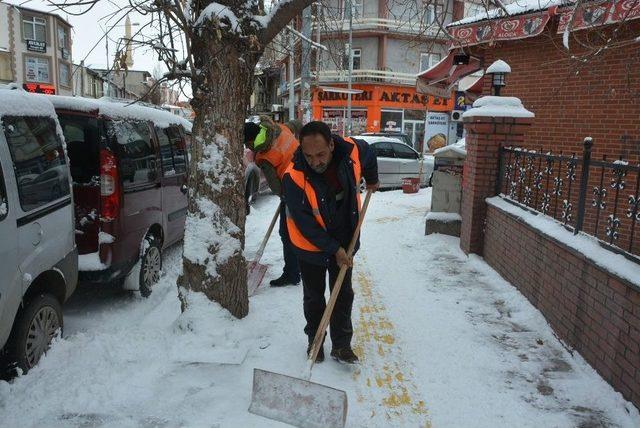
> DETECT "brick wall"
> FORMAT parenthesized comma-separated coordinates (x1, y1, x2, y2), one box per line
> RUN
(471, 20, 640, 164)
(484, 203, 640, 409)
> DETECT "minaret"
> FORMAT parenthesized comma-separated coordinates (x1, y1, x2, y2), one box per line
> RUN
(125, 15, 134, 69)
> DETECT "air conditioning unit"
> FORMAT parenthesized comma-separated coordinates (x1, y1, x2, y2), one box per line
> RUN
(450, 110, 464, 122)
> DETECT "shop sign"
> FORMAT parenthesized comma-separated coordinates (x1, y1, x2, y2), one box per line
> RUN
(22, 83, 56, 95)
(454, 91, 468, 111)
(557, 0, 640, 33)
(26, 40, 46, 53)
(449, 12, 550, 46)
(424, 112, 450, 153)
(313, 88, 450, 108)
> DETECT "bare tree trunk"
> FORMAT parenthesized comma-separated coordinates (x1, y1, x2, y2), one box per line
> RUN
(177, 29, 260, 319)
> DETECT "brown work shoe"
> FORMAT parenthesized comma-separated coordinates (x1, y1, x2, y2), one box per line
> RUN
(330, 347, 359, 364)
(307, 344, 324, 363)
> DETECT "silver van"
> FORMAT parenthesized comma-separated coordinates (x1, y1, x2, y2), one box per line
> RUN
(0, 87, 77, 374)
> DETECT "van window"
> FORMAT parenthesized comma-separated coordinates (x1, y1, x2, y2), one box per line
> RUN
(2, 116, 69, 212)
(108, 120, 157, 189)
(167, 127, 187, 175)
(57, 114, 100, 184)
(156, 127, 175, 176)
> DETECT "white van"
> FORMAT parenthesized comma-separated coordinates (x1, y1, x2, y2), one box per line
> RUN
(0, 87, 77, 374)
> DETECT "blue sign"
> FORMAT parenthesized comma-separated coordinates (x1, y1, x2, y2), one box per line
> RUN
(454, 91, 468, 111)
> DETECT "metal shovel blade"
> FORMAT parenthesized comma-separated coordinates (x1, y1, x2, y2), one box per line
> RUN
(247, 261, 268, 296)
(249, 368, 347, 428)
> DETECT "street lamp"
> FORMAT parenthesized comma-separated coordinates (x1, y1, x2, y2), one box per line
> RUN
(486, 59, 511, 96)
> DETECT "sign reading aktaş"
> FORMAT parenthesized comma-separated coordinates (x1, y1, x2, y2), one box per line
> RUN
(424, 112, 450, 153)
(26, 40, 46, 53)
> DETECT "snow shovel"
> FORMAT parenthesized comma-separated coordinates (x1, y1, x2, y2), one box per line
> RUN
(247, 205, 280, 296)
(249, 190, 373, 428)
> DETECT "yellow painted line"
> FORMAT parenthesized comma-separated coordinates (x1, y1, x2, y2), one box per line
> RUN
(353, 267, 431, 427)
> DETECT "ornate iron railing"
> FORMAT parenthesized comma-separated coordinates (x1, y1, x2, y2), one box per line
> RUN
(497, 138, 640, 261)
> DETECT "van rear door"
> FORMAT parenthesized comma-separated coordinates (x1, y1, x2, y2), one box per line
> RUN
(56, 113, 101, 255)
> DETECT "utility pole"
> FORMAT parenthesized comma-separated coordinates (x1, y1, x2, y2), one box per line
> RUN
(346, 0, 354, 136)
(315, 2, 322, 88)
(300, 6, 312, 123)
(288, 31, 295, 121)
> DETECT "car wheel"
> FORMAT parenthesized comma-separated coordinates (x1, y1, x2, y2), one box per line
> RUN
(5, 293, 62, 374)
(139, 236, 162, 298)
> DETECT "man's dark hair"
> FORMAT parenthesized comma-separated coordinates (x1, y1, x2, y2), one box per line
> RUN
(299, 121, 331, 144)
(243, 122, 260, 145)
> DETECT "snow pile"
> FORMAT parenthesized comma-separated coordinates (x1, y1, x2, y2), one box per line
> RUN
(488, 197, 640, 287)
(463, 96, 535, 119)
(195, 2, 240, 31)
(426, 211, 462, 222)
(45, 95, 193, 131)
(486, 59, 512, 74)
(0, 88, 58, 118)
(78, 252, 108, 271)
(434, 138, 466, 156)
(450, 0, 573, 27)
(182, 197, 242, 279)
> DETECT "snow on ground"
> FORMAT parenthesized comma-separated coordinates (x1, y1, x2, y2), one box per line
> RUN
(1, 190, 639, 427)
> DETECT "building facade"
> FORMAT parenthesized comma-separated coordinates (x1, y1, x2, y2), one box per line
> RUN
(277, 0, 464, 147)
(0, 1, 73, 95)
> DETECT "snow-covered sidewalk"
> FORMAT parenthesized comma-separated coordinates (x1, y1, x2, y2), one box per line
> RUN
(1, 189, 638, 427)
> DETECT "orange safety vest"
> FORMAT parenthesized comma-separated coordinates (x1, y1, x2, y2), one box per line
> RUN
(284, 137, 362, 253)
(255, 124, 299, 179)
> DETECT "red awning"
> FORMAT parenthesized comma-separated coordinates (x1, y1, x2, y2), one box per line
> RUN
(416, 51, 482, 99)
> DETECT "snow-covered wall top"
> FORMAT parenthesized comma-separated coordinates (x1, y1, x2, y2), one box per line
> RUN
(463, 96, 535, 119)
(450, 0, 573, 27)
(45, 95, 193, 131)
(0, 88, 58, 119)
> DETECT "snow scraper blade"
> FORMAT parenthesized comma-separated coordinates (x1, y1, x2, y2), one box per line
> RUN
(247, 206, 280, 295)
(249, 368, 347, 428)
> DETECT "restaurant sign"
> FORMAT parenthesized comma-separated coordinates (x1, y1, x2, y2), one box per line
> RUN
(449, 12, 550, 46)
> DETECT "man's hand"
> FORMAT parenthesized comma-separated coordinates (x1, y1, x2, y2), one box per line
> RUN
(366, 181, 380, 193)
(335, 247, 353, 268)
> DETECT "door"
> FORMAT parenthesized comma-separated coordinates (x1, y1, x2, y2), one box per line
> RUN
(157, 126, 188, 247)
(370, 142, 401, 188)
(392, 142, 422, 180)
(110, 120, 162, 265)
(0, 142, 19, 347)
(403, 120, 426, 153)
(4, 115, 73, 295)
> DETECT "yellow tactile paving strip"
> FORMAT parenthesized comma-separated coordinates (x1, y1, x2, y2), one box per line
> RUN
(352, 261, 431, 427)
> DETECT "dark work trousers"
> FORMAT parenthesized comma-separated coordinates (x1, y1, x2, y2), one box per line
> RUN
(279, 201, 301, 282)
(299, 258, 354, 350)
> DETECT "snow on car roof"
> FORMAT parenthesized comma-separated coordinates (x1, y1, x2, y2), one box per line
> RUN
(44, 95, 193, 131)
(0, 87, 58, 119)
(353, 135, 406, 145)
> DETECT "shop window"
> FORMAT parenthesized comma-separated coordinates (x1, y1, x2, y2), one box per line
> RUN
(0, 51, 12, 81)
(25, 56, 50, 83)
(419, 53, 442, 73)
(58, 62, 71, 87)
(23, 16, 47, 42)
(381, 110, 403, 132)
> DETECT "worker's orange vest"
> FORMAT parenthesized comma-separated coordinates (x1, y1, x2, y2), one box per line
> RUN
(284, 138, 362, 253)
(255, 124, 299, 179)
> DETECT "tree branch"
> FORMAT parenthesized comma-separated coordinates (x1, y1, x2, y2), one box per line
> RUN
(259, 0, 315, 45)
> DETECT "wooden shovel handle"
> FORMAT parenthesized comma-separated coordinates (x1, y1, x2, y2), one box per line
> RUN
(253, 204, 280, 264)
(307, 190, 373, 368)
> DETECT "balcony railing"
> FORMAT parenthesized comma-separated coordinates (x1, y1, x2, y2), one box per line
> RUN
(277, 69, 418, 95)
(313, 18, 449, 38)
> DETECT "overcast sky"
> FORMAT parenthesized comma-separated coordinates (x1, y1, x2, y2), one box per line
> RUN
(7, 0, 165, 73)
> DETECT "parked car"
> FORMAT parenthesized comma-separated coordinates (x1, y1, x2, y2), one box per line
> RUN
(353, 135, 434, 190)
(47, 96, 192, 297)
(244, 147, 269, 214)
(360, 131, 413, 148)
(0, 88, 77, 374)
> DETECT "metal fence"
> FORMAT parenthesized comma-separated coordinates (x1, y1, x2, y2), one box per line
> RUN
(497, 138, 640, 261)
